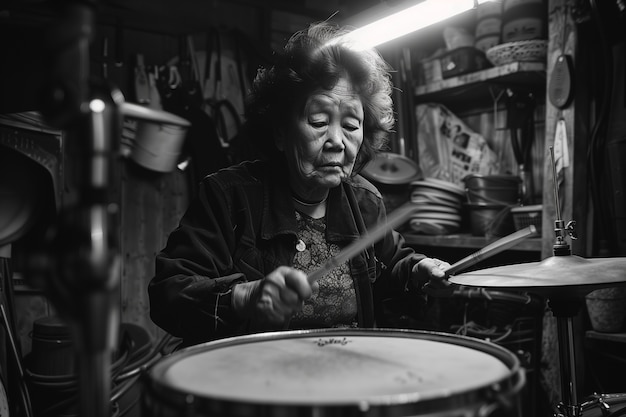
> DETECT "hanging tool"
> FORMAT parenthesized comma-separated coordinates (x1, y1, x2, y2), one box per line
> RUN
(203, 28, 222, 102)
(548, 2, 575, 110)
(506, 89, 536, 204)
(178, 35, 203, 109)
(549, 53, 574, 109)
(134, 54, 151, 104)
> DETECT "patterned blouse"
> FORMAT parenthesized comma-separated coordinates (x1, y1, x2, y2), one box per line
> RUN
(290, 211, 358, 329)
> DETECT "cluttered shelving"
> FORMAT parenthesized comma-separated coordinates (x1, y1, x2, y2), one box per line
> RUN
(414, 61, 546, 107)
(416, 61, 546, 95)
(401, 60, 547, 251)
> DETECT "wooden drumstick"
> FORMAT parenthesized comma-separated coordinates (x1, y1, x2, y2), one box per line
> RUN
(422, 225, 538, 298)
(307, 200, 537, 284)
(442, 225, 538, 276)
(307, 203, 418, 285)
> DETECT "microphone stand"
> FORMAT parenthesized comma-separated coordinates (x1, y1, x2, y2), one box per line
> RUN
(31, 3, 190, 415)
(33, 2, 122, 416)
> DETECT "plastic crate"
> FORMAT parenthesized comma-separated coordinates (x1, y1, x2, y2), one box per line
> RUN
(511, 204, 542, 233)
(440, 46, 491, 79)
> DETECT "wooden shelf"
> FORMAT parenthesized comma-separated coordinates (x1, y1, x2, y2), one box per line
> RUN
(414, 61, 546, 107)
(402, 232, 542, 252)
(586, 330, 626, 344)
(408, 62, 548, 253)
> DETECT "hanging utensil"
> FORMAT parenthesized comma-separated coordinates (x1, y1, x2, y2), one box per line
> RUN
(133, 54, 150, 104)
(506, 89, 536, 204)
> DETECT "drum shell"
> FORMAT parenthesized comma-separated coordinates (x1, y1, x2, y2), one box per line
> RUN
(142, 328, 524, 417)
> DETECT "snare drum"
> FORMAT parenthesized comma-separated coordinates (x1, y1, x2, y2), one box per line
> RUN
(143, 328, 525, 417)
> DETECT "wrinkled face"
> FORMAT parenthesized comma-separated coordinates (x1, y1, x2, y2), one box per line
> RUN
(277, 78, 364, 198)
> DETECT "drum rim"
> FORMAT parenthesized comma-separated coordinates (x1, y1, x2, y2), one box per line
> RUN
(143, 328, 524, 416)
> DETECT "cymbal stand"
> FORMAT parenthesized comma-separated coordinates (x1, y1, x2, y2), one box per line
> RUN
(548, 147, 582, 417)
(550, 295, 583, 417)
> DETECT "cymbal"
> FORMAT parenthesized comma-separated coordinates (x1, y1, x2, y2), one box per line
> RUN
(448, 255, 626, 297)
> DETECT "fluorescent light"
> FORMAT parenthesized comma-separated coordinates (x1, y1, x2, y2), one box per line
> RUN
(338, 0, 496, 49)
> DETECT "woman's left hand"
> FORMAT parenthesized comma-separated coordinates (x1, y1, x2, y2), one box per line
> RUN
(411, 257, 452, 293)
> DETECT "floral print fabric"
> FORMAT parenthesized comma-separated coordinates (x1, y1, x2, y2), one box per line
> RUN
(291, 211, 358, 328)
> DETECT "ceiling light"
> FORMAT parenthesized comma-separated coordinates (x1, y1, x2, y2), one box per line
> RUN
(338, 0, 496, 49)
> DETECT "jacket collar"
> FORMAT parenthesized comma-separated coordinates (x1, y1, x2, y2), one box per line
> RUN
(260, 164, 361, 243)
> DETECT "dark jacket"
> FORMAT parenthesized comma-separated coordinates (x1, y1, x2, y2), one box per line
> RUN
(149, 159, 426, 346)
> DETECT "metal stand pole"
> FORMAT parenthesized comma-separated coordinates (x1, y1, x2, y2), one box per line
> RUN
(549, 297, 584, 417)
(37, 3, 124, 409)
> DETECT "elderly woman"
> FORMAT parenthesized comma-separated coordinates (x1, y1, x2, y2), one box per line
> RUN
(149, 22, 450, 347)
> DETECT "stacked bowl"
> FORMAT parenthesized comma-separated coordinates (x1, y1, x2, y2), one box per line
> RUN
(409, 178, 465, 235)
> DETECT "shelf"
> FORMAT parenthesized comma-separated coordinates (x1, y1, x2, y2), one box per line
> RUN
(414, 61, 546, 107)
(586, 331, 626, 344)
(402, 232, 542, 253)
(408, 62, 548, 253)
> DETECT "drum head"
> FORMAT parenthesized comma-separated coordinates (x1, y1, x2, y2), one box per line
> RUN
(144, 328, 523, 416)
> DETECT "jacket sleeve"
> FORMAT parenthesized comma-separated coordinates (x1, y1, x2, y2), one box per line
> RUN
(148, 178, 251, 344)
(371, 202, 428, 292)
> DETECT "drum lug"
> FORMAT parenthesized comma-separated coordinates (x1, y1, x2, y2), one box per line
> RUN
(478, 368, 526, 417)
(555, 401, 583, 417)
(589, 394, 611, 416)
(598, 398, 611, 413)
(478, 402, 500, 417)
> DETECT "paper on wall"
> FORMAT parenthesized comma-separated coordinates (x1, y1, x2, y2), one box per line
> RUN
(553, 118, 569, 186)
(415, 103, 500, 186)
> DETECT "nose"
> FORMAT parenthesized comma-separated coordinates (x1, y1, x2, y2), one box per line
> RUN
(325, 122, 345, 150)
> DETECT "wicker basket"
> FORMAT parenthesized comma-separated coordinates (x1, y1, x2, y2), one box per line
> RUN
(485, 39, 547, 67)
(511, 204, 542, 233)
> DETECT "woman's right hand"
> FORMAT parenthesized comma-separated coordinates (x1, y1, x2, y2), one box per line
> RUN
(232, 266, 313, 324)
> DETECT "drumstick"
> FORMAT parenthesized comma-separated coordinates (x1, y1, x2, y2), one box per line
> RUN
(307, 203, 418, 285)
(443, 225, 538, 276)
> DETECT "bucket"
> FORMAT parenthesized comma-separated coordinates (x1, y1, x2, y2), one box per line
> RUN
(122, 102, 190, 173)
(30, 315, 75, 377)
(112, 323, 155, 417)
(586, 287, 626, 333)
(475, 0, 502, 53)
(466, 203, 515, 237)
(464, 174, 521, 205)
(27, 316, 77, 416)
(27, 319, 153, 417)
(501, 0, 547, 42)
(131, 122, 188, 172)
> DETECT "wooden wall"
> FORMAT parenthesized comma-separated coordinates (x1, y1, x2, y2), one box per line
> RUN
(120, 165, 189, 340)
(10, 7, 263, 352)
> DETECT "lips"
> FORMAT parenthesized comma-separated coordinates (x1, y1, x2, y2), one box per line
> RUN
(321, 161, 342, 167)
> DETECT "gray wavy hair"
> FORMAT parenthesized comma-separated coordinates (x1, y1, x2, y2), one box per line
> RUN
(244, 21, 395, 174)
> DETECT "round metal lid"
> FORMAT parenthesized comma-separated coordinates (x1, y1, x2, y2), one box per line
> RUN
(361, 152, 419, 185)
